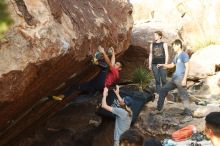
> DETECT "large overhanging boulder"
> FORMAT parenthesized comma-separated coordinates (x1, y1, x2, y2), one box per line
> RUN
(0, 0, 133, 144)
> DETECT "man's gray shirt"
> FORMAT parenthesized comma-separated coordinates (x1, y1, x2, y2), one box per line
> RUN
(172, 51, 189, 80)
(112, 107, 132, 141)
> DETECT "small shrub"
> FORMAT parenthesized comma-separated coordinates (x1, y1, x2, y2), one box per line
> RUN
(193, 39, 216, 51)
(132, 67, 152, 92)
(0, 0, 13, 39)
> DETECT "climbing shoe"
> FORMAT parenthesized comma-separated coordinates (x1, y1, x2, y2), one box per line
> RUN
(52, 95, 65, 101)
(91, 57, 99, 65)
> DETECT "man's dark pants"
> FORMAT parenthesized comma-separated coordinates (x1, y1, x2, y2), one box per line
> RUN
(152, 64, 167, 93)
(63, 62, 109, 97)
(157, 78, 191, 114)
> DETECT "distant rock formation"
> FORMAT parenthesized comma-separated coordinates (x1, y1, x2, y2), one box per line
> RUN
(131, 0, 220, 50)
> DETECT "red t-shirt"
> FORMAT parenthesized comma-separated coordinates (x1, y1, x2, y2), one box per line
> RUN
(104, 66, 119, 88)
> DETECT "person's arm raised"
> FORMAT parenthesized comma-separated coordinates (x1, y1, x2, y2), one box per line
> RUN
(110, 47, 115, 66)
(113, 85, 123, 104)
(99, 46, 113, 68)
(101, 87, 112, 112)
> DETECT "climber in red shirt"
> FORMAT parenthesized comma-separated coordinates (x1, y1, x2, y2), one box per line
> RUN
(52, 46, 124, 100)
(99, 46, 123, 88)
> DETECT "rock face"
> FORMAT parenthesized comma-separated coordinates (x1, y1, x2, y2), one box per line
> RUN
(0, 0, 133, 145)
(131, 20, 180, 63)
(119, 45, 148, 82)
(131, 20, 179, 52)
(131, 0, 220, 49)
(189, 45, 220, 79)
(6, 95, 115, 146)
(120, 20, 179, 82)
(188, 71, 220, 100)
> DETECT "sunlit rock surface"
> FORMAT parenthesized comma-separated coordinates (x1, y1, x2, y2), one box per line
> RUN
(189, 45, 220, 79)
(131, 20, 179, 51)
(131, 0, 220, 49)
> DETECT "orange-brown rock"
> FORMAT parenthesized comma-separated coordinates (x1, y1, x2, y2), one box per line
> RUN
(0, 0, 133, 145)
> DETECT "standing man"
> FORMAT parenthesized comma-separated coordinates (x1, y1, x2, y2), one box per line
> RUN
(204, 112, 220, 146)
(156, 39, 191, 117)
(101, 86, 132, 146)
(148, 31, 169, 94)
